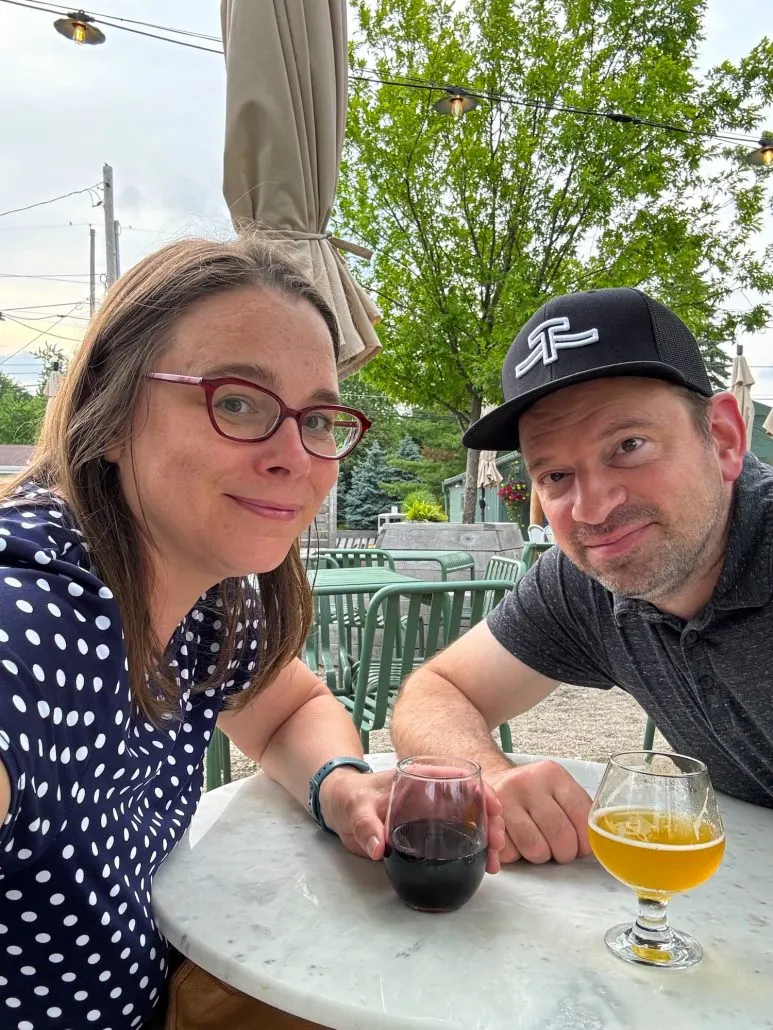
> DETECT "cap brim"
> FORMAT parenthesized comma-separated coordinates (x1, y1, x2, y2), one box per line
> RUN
(463, 362, 697, 450)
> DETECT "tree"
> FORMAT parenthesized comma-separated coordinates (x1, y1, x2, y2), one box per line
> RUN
(381, 432, 462, 503)
(343, 441, 396, 527)
(394, 435, 421, 463)
(0, 373, 46, 444)
(338, 0, 773, 520)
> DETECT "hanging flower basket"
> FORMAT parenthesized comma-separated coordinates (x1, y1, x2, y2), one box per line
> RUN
(497, 478, 530, 520)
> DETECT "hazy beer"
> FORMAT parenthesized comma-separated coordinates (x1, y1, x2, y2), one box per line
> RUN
(589, 806, 725, 899)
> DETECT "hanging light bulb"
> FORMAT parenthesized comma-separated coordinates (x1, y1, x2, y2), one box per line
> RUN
(433, 87, 479, 119)
(53, 11, 106, 46)
(746, 134, 773, 168)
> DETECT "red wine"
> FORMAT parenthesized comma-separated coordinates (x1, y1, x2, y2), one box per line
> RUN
(385, 818, 486, 912)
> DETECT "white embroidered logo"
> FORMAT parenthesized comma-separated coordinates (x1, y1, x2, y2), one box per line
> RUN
(514, 317, 600, 379)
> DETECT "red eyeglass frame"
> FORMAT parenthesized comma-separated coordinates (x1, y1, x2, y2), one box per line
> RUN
(145, 372, 372, 460)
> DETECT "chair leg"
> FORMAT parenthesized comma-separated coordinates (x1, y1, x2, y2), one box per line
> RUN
(359, 728, 369, 752)
(206, 728, 232, 790)
(498, 722, 513, 753)
(643, 716, 656, 750)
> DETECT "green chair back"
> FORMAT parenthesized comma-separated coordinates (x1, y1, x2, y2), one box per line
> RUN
(337, 580, 514, 750)
(322, 548, 396, 570)
(521, 541, 553, 568)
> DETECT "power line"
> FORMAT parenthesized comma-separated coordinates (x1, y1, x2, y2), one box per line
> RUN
(0, 301, 89, 311)
(0, 309, 73, 366)
(2, 0, 767, 149)
(1, 313, 83, 342)
(0, 184, 102, 219)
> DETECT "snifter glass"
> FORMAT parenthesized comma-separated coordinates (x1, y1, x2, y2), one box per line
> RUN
(384, 757, 487, 913)
(588, 750, 725, 968)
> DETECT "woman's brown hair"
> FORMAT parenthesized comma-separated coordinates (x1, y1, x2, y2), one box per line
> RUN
(2, 235, 340, 722)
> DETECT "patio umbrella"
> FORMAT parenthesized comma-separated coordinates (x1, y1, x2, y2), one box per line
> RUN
(44, 363, 63, 402)
(764, 407, 773, 439)
(730, 347, 756, 451)
(220, 0, 381, 377)
(476, 407, 503, 520)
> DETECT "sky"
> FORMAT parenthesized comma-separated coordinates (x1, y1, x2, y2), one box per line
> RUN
(0, 0, 771, 405)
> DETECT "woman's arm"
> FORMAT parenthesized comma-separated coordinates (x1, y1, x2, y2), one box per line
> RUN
(216, 658, 389, 858)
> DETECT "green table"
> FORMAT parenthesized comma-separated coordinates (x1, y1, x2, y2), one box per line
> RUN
(384, 549, 475, 580)
(308, 566, 417, 595)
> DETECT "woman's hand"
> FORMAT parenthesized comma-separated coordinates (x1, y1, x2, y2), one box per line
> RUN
(319, 766, 507, 873)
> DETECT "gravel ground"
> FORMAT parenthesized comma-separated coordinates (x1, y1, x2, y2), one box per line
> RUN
(225, 683, 669, 782)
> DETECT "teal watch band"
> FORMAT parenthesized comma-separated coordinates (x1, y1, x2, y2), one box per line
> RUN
(308, 756, 372, 832)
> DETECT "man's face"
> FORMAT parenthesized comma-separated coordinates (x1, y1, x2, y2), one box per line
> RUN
(519, 377, 735, 604)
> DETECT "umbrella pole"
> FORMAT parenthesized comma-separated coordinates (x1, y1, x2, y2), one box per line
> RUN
(479, 486, 486, 522)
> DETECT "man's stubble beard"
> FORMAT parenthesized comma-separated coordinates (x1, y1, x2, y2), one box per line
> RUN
(567, 464, 730, 604)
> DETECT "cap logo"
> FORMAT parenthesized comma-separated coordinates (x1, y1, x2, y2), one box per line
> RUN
(515, 317, 600, 379)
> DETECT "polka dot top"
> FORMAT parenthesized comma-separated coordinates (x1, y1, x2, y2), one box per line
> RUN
(0, 485, 258, 1029)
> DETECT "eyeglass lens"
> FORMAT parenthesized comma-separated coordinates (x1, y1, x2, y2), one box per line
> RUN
(211, 382, 361, 457)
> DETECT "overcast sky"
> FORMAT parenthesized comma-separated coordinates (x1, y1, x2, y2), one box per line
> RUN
(1, 0, 771, 405)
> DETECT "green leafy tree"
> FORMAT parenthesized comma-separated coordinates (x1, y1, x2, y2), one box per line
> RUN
(343, 441, 397, 528)
(339, 0, 773, 520)
(0, 374, 46, 444)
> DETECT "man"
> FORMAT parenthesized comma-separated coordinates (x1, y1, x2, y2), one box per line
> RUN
(391, 286, 773, 868)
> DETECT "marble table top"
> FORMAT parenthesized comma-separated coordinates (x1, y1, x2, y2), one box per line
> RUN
(152, 753, 773, 1030)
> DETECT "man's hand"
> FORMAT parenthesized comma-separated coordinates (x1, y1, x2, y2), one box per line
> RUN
(319, 767, 508, 873)
(486, 760, 592, 864)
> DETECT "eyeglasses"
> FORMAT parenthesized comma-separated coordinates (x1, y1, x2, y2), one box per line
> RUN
(146, 373, 371, 460)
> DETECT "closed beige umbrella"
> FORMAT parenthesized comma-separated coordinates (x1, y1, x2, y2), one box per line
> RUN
(476, 406, 503, 520)
(763, 407, 773, 439)
(220, 0, 381, 377)
(730, 348, 756, 451)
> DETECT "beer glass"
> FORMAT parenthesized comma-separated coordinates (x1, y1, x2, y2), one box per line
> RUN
(588, 751, 725, 968)
(384, 756, 487, 913)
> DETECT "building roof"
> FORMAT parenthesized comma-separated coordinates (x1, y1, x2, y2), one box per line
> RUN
(0, 444, 34, 469)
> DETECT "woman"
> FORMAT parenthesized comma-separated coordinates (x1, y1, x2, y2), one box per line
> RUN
(0, 236, 397, 1029)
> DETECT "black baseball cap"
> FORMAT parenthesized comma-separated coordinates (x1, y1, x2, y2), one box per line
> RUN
(463, 287, 712, 451)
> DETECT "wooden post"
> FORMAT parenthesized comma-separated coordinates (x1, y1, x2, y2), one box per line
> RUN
(529, 489, 544, 527)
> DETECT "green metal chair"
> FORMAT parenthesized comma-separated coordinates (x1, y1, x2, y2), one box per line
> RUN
(643, 715, 656, 750)
(313, 548, 396, 570)
(521, 541, 553, 568)
(206, 727, 232, 791)
(336, 579, 514, 751)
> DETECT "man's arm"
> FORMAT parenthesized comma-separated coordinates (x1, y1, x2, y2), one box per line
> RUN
(391, 621, 593, 865)
(392, 620, 558, 773)
(217, 658, 391, 859)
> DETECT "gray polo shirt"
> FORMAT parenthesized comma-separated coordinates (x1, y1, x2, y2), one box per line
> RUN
(488, 453, 773, 807)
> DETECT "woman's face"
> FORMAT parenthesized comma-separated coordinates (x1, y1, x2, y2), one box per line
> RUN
(110, 286, 339, 598)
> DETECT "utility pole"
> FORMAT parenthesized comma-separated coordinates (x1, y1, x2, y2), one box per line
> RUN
(89, 227, 96, 317)
(113, 220, 121, 278)
(103, 163, 117, 287)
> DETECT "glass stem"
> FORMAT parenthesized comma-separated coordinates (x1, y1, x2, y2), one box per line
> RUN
(632, 896, 672, 948)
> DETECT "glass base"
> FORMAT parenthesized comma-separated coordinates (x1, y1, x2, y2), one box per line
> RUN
(604, 921, 703, 969)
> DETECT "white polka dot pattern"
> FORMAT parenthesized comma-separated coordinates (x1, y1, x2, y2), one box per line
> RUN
(0, 487, 259, 1028)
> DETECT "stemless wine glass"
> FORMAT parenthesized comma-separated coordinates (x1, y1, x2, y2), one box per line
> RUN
(384, 756, 488, 913)
(588, 751, 725, 968)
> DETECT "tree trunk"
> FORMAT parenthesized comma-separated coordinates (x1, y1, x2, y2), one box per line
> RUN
(461, 394, 483, 524)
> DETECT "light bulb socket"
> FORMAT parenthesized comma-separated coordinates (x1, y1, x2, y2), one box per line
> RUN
(433, 88, 479, 118)
(54, 11, 106, 46)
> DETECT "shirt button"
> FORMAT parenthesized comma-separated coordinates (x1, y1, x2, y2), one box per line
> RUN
(684, 630, 699, 646)
(698, 674, 715, 690)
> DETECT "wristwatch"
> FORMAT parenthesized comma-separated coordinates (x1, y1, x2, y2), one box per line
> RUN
(308, 756, 372, 832)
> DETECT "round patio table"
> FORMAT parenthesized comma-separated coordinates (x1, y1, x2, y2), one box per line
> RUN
(152, 753, 773, 1030)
